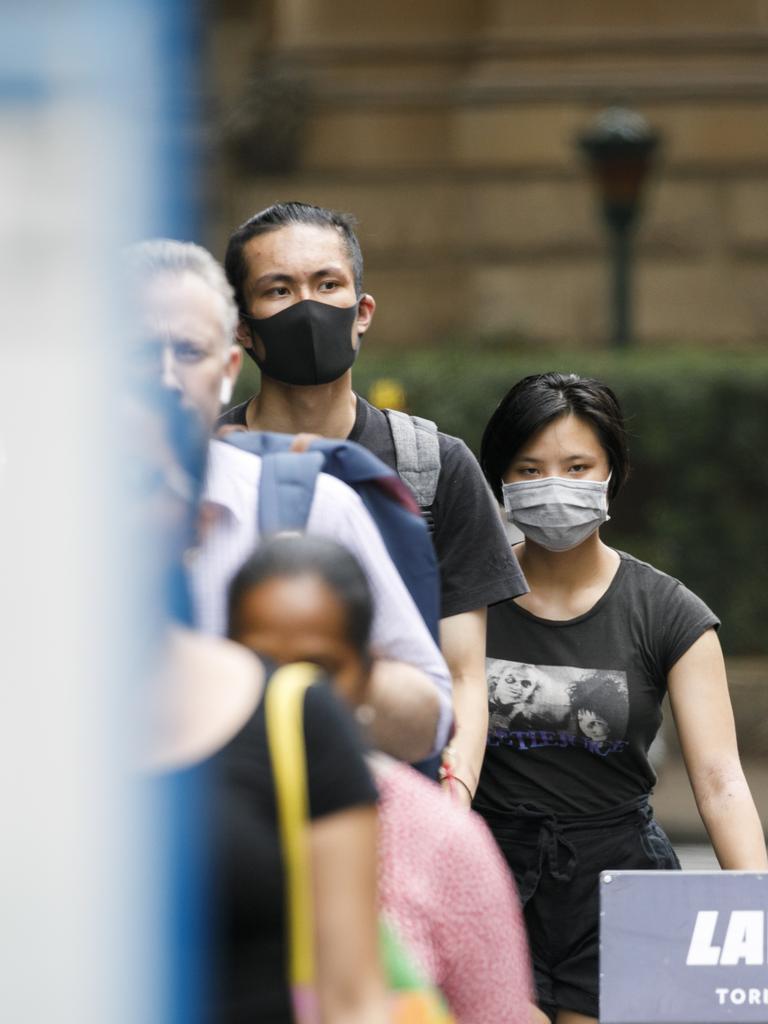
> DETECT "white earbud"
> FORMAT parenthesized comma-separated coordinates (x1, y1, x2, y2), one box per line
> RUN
(219, 377, 233, 405)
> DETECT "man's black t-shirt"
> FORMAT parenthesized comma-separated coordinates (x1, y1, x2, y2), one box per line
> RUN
(219, 395, 528, 618)
(474, 551, 720, 817)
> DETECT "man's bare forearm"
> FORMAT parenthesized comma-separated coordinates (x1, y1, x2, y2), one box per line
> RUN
(367, 659, 443, 763)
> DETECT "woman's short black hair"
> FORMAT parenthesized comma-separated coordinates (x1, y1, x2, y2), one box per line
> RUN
(480, 371, 630, 502)
(227, 535, 373, 663)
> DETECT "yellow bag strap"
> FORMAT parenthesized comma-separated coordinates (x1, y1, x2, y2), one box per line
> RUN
(264, 662, 318, 989)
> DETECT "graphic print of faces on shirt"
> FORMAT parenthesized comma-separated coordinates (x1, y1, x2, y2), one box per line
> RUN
(486, 659, 629, 751)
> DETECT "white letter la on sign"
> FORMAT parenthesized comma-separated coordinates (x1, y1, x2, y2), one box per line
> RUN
(686, 911, 765, 966)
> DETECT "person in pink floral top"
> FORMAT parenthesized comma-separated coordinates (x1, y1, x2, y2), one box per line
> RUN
(374, 752, 532, 1023)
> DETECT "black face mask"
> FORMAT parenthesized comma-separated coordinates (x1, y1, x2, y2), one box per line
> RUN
(242, 299, 361, 386)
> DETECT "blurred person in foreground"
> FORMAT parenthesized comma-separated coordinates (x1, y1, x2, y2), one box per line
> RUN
(131, 390, 388, 1024)
(125, 238, 451, 763)
(227, 535, 535, 1024)
(476, 371, 768, 1024)
(222, 201, 529, 804)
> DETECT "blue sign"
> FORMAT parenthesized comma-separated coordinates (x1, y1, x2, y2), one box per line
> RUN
(600, 871, 768, 1023)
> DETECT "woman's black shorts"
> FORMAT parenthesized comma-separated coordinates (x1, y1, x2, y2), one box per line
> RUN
(482, 799, 680, 1021)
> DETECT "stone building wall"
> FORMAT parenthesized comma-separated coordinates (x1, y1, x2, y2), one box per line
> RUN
(206, 1, 768, 349)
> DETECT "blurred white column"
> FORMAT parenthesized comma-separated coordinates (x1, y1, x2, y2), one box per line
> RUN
(0, 3, 195, 1021)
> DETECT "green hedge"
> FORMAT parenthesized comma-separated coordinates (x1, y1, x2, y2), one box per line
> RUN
(233, 348, 768, 655)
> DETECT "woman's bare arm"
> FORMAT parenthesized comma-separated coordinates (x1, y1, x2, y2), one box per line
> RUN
(668, 628, 767, 870)
(310, 805, 389, 1024)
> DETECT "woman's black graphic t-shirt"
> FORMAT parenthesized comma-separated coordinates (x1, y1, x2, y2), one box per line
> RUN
(475, 551, 719, 817)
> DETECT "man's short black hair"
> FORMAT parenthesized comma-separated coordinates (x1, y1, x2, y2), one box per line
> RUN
(224, 201, 364, 313)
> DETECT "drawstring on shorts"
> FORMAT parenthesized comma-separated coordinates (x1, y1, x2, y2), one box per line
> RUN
(480, 795, 651, 904)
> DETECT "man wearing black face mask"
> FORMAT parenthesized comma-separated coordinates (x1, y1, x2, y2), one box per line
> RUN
(223, 203, 373, 440)
(240, 291, 362, 388)
(221, 201, 528, 805)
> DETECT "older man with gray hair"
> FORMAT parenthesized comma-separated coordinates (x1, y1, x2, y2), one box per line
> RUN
(126, 239, 452, 761)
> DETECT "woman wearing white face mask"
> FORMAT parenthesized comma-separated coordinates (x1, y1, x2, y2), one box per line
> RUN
(474, 372, 767, 1024)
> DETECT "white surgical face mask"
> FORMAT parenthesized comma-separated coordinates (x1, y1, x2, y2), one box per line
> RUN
(501, 474, 611, 552)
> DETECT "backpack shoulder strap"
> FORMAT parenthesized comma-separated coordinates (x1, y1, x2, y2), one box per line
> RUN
(383, 409, 441, 510)
(258, 451, 325, 536)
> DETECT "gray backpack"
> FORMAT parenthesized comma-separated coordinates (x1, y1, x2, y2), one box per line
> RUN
(384, 409, 441, 534)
